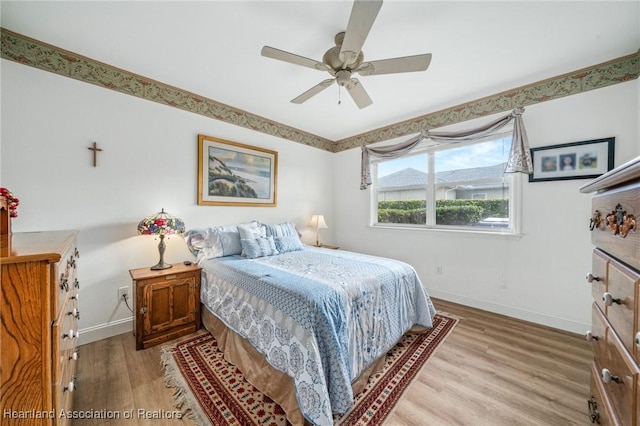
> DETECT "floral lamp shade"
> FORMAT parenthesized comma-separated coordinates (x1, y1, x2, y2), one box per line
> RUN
(137, 209, 185, 236)
(137, 209, 185, 270)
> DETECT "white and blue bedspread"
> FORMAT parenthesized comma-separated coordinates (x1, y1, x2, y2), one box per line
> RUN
(199, 246, 436, 426)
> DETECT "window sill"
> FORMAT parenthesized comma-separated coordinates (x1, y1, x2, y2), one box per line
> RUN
(369, 223, 523, 240)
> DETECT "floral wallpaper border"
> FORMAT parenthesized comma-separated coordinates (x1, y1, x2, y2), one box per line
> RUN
(0, 28, 335, 152)
(1, 28, 638, 153)
(335, 49, 640, 152)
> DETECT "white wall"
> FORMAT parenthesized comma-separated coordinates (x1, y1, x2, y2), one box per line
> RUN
(2, 57, 638, 344)
(333, 80, 640, 333)
(1, 60, 335, 344)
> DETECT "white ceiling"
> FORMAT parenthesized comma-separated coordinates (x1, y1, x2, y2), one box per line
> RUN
(2, 1, 639, 141)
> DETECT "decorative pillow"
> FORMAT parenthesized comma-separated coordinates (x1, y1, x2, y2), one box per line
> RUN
(274, 235, 305, 253)
(240, 236, 279, 259)
(184, 229, 206, 256)
(238, 222, 267, 240)
(263, 222, 300, 238)
(217, 230, 242, 257)
(185, 221, 261, 260)
(185, 228, 224, 259)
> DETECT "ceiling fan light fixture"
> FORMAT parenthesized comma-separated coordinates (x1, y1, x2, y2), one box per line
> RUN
(336, 70, 351, 86)
(261, 0, 431, 109)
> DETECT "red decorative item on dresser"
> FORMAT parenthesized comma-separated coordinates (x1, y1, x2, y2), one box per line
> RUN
(0, 187, 19, 236)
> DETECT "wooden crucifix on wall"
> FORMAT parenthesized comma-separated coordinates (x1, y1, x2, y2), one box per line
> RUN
(88, 142, 103, 167)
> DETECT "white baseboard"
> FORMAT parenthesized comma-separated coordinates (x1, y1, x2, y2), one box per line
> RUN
(427, 288, 589, 335)
(78, 317, 133, 346)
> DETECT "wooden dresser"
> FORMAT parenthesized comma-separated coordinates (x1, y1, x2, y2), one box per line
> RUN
(581, 156, 640, 425)
(1, 230, 80, 426)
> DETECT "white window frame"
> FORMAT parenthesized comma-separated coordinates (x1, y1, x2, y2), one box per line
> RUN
(370, 133, 522, 236)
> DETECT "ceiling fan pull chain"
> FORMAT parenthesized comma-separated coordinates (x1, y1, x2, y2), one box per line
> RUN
(338, 85, 342, 105)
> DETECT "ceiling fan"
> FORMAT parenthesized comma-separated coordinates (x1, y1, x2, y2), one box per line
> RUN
(261, 0, 432, 109)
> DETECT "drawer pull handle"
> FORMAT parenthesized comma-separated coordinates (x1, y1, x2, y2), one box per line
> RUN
(74, 247, 80, 258)
(605, 203, 637, 238)
(71, 293, 79, 301)
(67, 308, 80, 320)
(60, 277, 69, 292)
(587, 396, 600, 423)
(635, 332, 640, 348)
(601, 368, 621, 384)
(62, 329, 79, 339)
(602, 292, 621, 306)
(74, 278, 80, 289)
(585, 331, 599, 341)
(586, 273, 601, 283)
(589, 210, 602, 231)
(64, 377, 76, 392)
(69, 351, 79, 361)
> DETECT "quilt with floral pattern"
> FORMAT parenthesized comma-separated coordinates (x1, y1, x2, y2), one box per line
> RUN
(199, 246, 436, 426)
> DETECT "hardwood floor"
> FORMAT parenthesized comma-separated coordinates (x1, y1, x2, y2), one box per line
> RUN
(73, 299, 592, 425)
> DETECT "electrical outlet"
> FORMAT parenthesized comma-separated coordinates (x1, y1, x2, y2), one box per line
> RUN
(436, 266, 443, 275)
(117, 287, 129, 303)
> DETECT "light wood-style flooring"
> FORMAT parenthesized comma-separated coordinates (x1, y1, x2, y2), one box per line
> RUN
(73, 299, 592, 425)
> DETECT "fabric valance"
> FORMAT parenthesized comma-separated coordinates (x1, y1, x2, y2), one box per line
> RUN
(360, 108, 533, 189)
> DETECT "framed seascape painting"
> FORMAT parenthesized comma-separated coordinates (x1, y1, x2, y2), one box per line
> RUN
(529, 137, 615, 182)
(198, 134, 278, 206)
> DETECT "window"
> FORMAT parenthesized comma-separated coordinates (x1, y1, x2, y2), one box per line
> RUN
(373, 135, 518, 233)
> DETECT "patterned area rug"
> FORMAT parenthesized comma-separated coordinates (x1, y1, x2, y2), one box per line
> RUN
(161, 313, 457, 426)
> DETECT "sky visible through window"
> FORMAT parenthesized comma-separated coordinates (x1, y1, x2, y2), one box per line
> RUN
(378, 137, 512, 177)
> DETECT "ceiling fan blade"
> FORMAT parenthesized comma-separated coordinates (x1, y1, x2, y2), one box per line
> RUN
(291, 79, 336, 104)
(356, 53, 432, 76)
(345, 78, 372, 109)
(261, 46, 331, 72)
(339, 0, 383, 65)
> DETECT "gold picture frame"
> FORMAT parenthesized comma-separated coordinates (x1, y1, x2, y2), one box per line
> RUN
(197, 134, 278, 206)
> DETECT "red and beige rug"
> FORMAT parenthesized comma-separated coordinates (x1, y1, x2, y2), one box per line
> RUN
(162, 313, 457, 426)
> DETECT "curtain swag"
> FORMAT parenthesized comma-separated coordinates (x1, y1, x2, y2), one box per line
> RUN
(360, 107, 533, 190)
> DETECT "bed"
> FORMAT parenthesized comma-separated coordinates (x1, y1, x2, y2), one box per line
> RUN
(186, 221, 436, 426)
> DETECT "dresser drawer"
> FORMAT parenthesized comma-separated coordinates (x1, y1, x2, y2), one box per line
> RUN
(591, 182, 640, 271)
(592, 303, 609, 366)
(592, 250, 610, 313)
(52, 302, 79, 385)
(55, 245, 79, 321)
(590, 361, 622, 425)
(603, 328, 639, 426)
(55, 359, 76, 426)
(604, 258, 638, 356)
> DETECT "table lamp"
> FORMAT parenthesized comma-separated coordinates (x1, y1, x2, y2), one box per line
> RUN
(137, 208, 185, 270)
(308, 214, 328, 247)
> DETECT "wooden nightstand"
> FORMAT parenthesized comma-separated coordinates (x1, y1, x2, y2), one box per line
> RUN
(129, 262, 202, 350)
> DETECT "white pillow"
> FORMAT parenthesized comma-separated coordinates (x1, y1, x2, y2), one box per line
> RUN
(185, 221, 260, 259)
(238, 222, 266, 240)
